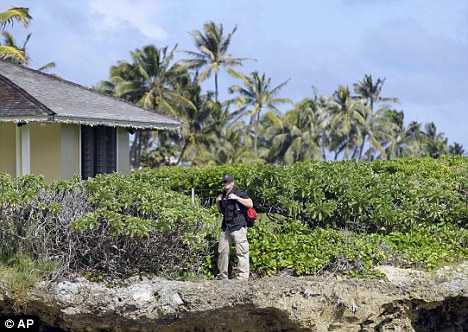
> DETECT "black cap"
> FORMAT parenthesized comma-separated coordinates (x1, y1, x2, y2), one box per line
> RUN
(222, 174, 234, 183)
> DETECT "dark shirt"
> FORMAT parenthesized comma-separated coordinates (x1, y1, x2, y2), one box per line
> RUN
(219, 187, 249, 232)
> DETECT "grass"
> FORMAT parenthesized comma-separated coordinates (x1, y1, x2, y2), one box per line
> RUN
(0, 252, 58, 308)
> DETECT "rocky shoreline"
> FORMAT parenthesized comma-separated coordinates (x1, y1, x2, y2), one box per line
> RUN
(1, 263, 467, 331)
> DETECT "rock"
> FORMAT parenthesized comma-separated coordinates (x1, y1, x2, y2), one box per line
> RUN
(0, 262, 467, 331)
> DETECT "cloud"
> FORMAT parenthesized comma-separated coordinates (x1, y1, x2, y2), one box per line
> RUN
(89, 0, 168, 40)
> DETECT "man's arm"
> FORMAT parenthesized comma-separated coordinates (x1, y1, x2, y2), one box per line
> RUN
(237, 197, 253, 208)
(228, 192, 253, 208)
(216, 194, 224, 213)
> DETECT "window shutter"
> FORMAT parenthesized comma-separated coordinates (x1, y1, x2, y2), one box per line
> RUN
(81, 126, 117, 179)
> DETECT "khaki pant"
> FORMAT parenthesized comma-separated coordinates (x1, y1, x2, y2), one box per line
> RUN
(217, 227, 249, 280)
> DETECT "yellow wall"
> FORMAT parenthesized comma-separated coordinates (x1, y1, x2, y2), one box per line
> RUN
(30, 123, 61, 182)
(1, 122, 127, 182)
(0, 122, 16, 176)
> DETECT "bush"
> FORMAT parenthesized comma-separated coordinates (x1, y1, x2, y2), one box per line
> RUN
(139, 156, 468, 233)
(69, 173, 218, 279)
(0, 173, 219, 280)
(248, 217, 468, 278)
(0, 156, 466, 281)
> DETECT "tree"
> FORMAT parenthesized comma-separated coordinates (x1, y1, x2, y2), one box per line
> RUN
(326, 85, 363, 160)
(180, 21, 251, 102)
(173, 74, 219, 165)
(382, 110, 406, 159)
(193, 121, 260, 166)
(423, 122, 449, 158)
(0, 7, 31, 63)
(228, 70, 292, 155)
(404, 121, 428, 157)
(353, 75, 399, 112)
(356, 104, 399, 161)
(263, 99, 324, 164)
(98, 45, 193, 168)
(353, 75, 399, 160)
(449, 143, 465, 156)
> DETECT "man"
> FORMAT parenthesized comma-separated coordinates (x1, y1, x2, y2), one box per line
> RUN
(216, 174, 253, 280)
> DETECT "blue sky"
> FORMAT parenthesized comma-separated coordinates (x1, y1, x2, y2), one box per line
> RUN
(7, 0, 468, 149)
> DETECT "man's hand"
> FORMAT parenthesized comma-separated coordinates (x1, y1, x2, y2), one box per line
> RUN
(228, 193, 240, 200)
(216, 194, 223, 203)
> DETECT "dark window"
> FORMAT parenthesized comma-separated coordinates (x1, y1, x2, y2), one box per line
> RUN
(81, 125, 116, 179)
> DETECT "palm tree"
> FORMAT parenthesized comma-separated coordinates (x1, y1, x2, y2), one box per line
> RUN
(398, 121, 449, 158)
(98, 45, 194, 167)
(353, 75, 399, 160)
(193, 121, 260, 166)
(190, 97, 248, 164)
(449, 143, 465, 156)
(180, 21, 252, 102)
(382, 110, 406, 159)
(423, 122, 449, 158)
(263, 99, 324, 164)
(326, 85, 363, 160)
(228, 70, 292, 154)
(0, 7, 31, 63)
(353, 75, 399, 112)
(173, 74, 220, 165)
(1, 31, 29, 64)
(357, 104, 400, 161)
(404, 121, 427, 157)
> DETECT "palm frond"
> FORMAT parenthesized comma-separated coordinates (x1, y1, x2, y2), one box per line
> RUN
(0, 45, 27, 63)
(0, 7, 31, 29)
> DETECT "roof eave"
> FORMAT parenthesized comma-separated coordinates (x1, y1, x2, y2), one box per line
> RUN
(0, 116, 181, 131)
(0, 116, 54, 124)
(54, 116, 181, 131)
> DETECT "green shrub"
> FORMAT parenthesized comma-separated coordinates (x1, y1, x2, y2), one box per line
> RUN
(248, 217, 468, 278)
(69, 172, 218, 279)
(0, 172, 219, 280)
(139, 156, 468, 233)
(0, 156, 466, 281)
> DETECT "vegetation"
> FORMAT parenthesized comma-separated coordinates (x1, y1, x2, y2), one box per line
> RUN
(0, 157, 467, 285)
(249, 219, 467, 278)
(99, 21, 463, 167)
(179, 21, 252, 103)
(137, 156, 468, 233)
(0, 172, 216, 281)
(0, 7, 31, 63)
(1, 8, 466, 292)
(0, 7, 55, 70)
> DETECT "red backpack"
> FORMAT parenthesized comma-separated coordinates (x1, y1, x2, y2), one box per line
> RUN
(246, 207, 257, 227)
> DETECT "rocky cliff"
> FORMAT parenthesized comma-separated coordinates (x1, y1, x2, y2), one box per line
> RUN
(1, 263, 467, 332)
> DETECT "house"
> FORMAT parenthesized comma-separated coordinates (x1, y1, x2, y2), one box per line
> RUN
(0, 60, 181, 182)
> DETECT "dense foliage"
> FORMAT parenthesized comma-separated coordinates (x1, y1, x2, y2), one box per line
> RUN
(0, 173, 217, 280)
(136, 156, 468, 233)
(0, 157, 467, 282)
(249, 219, 467, 277)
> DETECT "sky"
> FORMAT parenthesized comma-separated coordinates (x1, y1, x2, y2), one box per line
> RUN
(6, 0, 468, 149)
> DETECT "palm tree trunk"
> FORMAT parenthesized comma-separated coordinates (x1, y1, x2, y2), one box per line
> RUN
(254, 108, 261, 155)
(321, 146, 327, 161)
(215, 72, 219, 103)
(334, 151, 339, 161)
(176, 140, 190, 165)
(358, 133, 367, 160)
